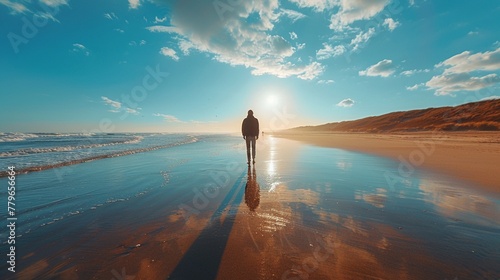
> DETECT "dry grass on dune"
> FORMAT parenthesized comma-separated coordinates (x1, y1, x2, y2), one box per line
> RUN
(289, 99, 500, 133)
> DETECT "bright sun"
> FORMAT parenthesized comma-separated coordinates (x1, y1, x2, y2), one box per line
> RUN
(267, 95, 278, 106)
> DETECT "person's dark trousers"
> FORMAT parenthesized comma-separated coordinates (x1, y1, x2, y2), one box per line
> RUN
(245, 136, 256, 162)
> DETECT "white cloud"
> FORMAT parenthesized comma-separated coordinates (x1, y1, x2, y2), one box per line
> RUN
(130, 40, 147, 46)
(102, 96, 141, 115)
(114, 29, 124, 33)
(104, 12, 118, 20)
(437, 48, 500, 74)
(359, 59, 394, 77)
(34, 11, 59, 22)
(101, 96, 122, 109)
(296, 42, 306, 50)
(426, 73, 500, 96)
(1, 0, 67, 15)
(480, 95, 500, 101)
(401, 69, 430, 76)
(337, 98, 355, 107)
(39, 0, 68, 7)
(0, 0, 30, 14)
(288, 0, 336, 12)
(128, 0, 140, 9)
(72, 43, 90, 56)
(279, 8, 306, 22)
(330, 0, 391, 31)
(159, 47, 179, 61)
(146, 25, 181, 34)
(406, 84, 421, 91)
(467, 31, 479, 36)
(178, 39, 195, 55)
(318, 79, 334, 84)
(153, 113, 183, 123)
(426, 47, 500, 95)
(350, 28, 375, 52)
(154, 16, 167, 23)
(125, 108, 140, 115)
(316, 43, 346, 60)
(289, 32, 298, 40)
(154, 0, 324, 80)
(409, 0, 415, 6)
(383, 18, 399, 31)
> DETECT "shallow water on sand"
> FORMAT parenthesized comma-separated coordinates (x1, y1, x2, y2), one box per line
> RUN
(1, 134, 499, 279)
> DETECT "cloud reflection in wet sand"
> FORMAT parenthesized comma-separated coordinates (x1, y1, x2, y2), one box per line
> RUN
(419, 177, 500, 226)
(218, 137, 500, 279)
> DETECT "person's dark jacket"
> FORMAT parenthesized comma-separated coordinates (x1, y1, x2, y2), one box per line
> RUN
(242, 116, 259, 137)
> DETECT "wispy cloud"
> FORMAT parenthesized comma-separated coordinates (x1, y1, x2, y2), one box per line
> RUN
(401, 69, 430, 76)
(129, 40, 146, 46)
(71, 43, 90, 56)
(359, 59, 395, 77)
(318, 79, 334, 84)
(35, 11, 59, 22)
(101, 96, 122, 113)
(406, 83, 422, 91)
(383, 18, 400, 31)
(104, 12, 118, 20)
(337, 98, 355, 107)
(0, 0, 31, 14)
(1, 0, 68, 15)
(128, 0, 140, 9)
(350, 28, 376, 52)
(153, 113, 183, 123)
(279, 8, 306, 22)
(154, 16, 167, 23)
(101, 96, 122, 110)
(101, 96, 140, 115)
(159, 47, 179, 61)
(146, 25, 180, 34)
(125, 108, 140, 115)
(288, 0, 336, 12)
(289, 32, 298, 40)
(39, 0, 68, 8)
(316, 43, 346, 60)
(481, 95, 500, 101)
(426, 47, 500, 95)
(153, 113, 217, 124)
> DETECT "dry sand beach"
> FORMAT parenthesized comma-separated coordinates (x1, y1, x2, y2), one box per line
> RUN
(274, 132, 500, 195)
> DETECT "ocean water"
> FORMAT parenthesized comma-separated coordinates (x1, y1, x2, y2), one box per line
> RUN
(0, 132, 196, 172)
(0, 134, 499, 279)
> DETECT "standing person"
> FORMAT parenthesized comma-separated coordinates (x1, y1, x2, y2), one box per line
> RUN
(242, 109, 259, 165)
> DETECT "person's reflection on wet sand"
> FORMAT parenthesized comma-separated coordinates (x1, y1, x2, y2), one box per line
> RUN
(245, 166, 260, 211)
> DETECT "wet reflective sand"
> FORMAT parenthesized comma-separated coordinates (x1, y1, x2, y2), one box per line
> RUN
(2, 135, 499, 279)
(218, 137, 500, 279)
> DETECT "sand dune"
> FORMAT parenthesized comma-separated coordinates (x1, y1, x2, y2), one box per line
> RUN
(289, 99, 500, 133)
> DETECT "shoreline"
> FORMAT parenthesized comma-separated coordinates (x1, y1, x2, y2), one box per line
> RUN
(272, 131, 500, 195)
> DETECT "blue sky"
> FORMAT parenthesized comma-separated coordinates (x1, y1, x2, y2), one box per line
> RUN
(1, 0, 499, 133)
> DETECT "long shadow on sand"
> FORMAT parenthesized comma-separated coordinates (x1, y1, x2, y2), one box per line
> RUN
(167, 170, 247, 279)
